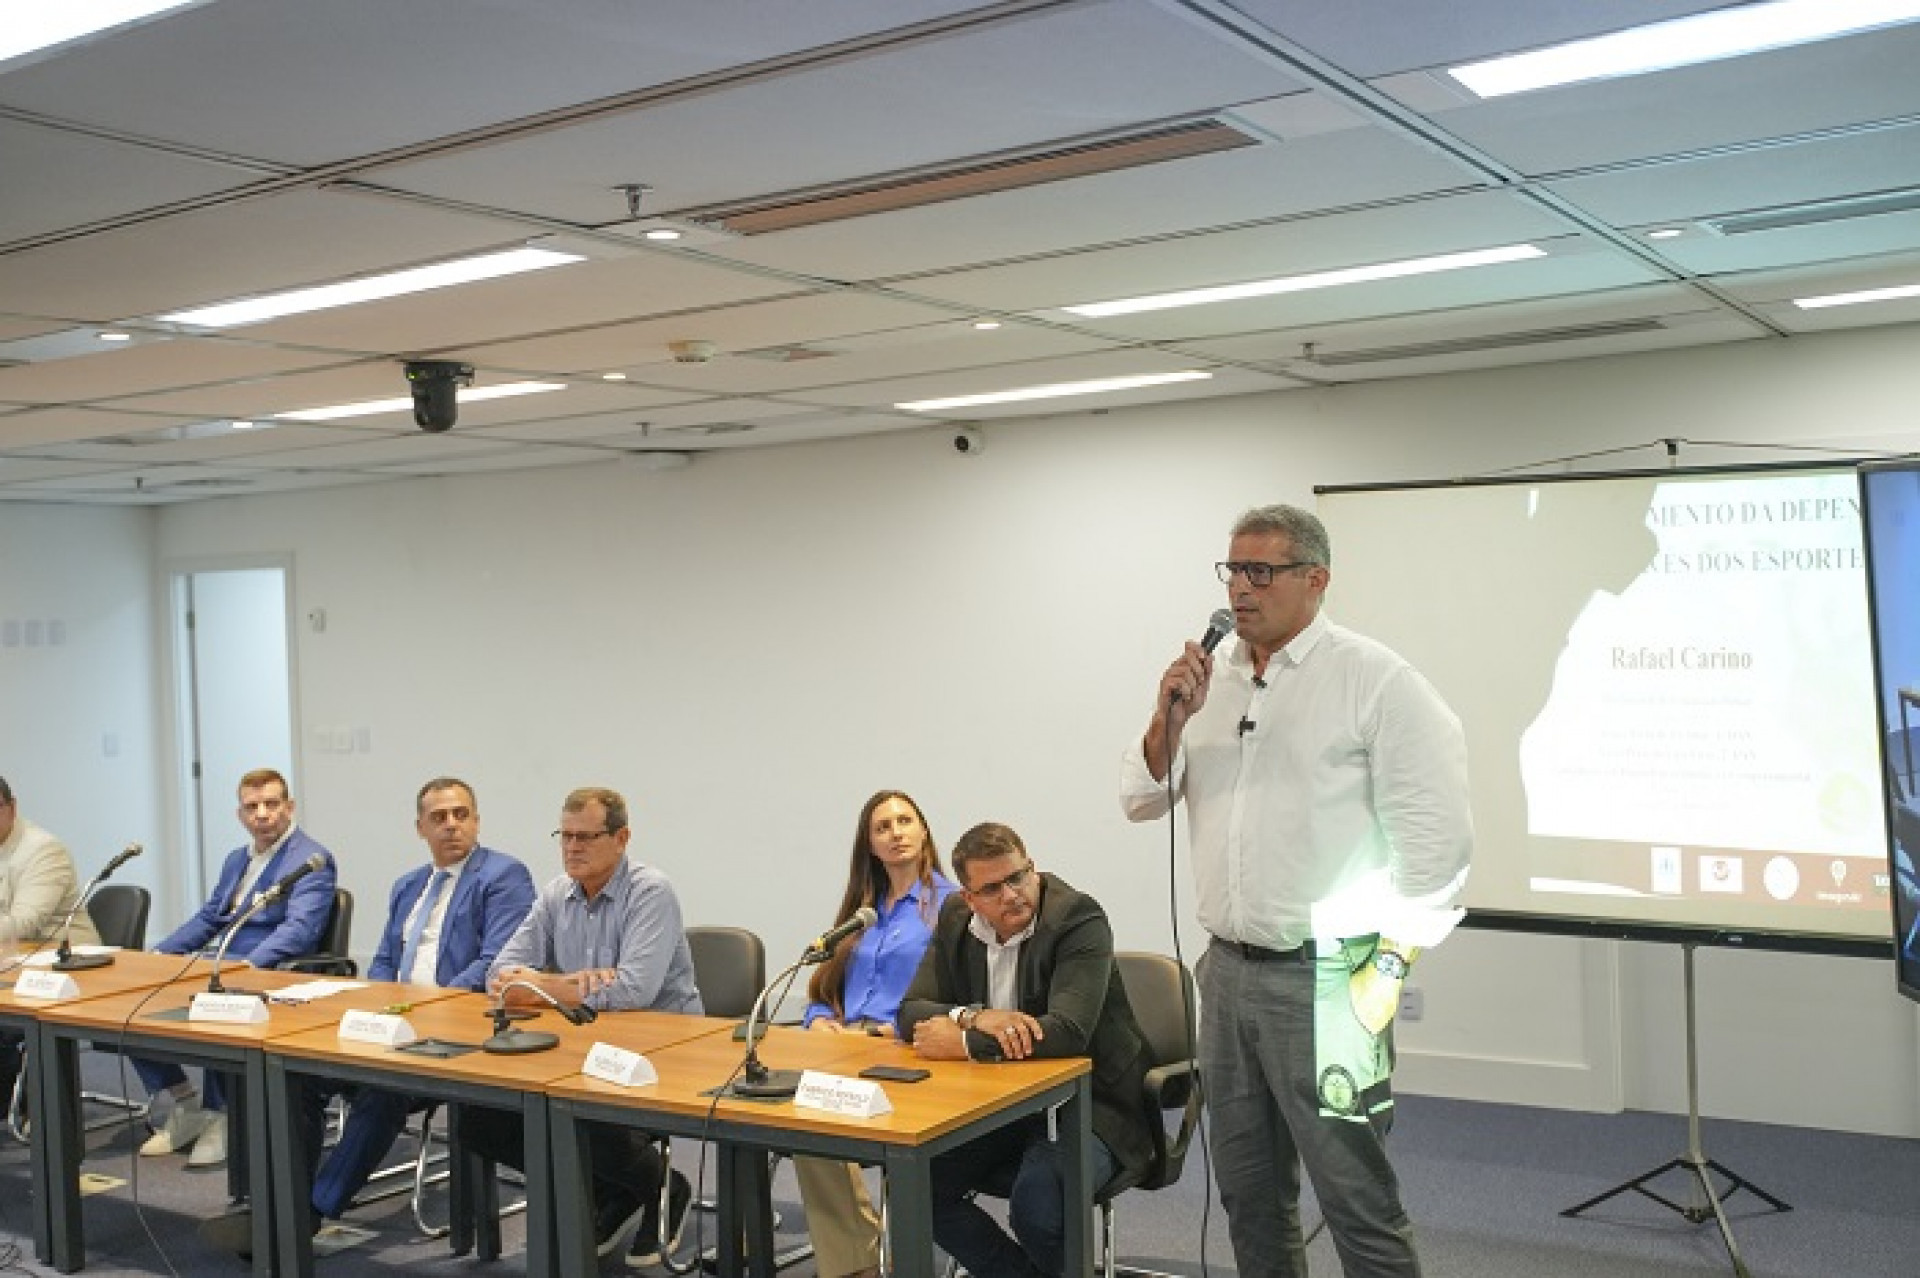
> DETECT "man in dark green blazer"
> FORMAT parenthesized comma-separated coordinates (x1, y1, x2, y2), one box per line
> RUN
(898, 822, 1151, 1278)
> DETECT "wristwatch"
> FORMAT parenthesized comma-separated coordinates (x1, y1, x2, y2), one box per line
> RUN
(1372, 950, 1409, 980)
(950, 1003, 984, 1029)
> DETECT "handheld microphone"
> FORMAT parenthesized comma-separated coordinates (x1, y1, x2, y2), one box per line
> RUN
(1199, 607, 1234, 656)
(206, 852, 328, 995)
(1172, 609, 1235, 703)
(803, 906, 878, 962)
(52, 842, 144, 972)
(482, 979, 594, 1053)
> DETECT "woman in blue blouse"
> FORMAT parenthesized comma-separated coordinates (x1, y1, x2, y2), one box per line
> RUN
(797, 790, 956, 1278)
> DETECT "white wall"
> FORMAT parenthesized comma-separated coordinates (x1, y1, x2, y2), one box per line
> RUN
(0, 504, 169, 915)
(20, 322, 1907, 1137)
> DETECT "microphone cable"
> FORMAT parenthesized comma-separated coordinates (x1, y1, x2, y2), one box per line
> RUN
(1161, 685, 1217, 1278)
(109, 947, 218, 1278)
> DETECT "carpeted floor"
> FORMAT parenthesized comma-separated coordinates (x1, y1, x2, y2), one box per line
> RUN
(1, 1064, 1914, 1277)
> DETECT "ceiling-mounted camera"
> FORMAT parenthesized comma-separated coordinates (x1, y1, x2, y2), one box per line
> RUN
(403, 360, 474, 433)
(951, 426, 986, 456)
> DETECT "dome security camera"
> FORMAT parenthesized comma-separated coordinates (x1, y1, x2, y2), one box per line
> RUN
(951, 426, 986, 456)
(403, 360, 474, 433)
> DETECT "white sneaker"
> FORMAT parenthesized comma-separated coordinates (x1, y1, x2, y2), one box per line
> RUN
(187, 1113, 228, 1167)
(139, 1099, 211, 1156)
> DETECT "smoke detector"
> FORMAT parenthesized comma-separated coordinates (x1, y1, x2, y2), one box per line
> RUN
(668, 339, 718, 364)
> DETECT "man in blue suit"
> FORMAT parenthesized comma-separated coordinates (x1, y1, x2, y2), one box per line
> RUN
(138, 767, 338, 1167)
(203, 777, 534, 1254)
(307, 776, 534, 1221)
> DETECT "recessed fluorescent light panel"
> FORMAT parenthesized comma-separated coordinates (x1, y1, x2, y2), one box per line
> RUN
(1448, 0, 1920, 98)
(1792, 282, 1920, 310)
(275, 381, 566, 422)
(1064, 245, 1545, 319)
(1, 1, 203, 71)
(898, 370, 1211, 413)
(159, 248, 583, 329)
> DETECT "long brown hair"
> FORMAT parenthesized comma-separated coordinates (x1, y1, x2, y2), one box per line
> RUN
(806, 790, 947, 1019)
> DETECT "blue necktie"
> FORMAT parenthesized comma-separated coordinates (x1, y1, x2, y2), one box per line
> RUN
(397, 870, 450, 983)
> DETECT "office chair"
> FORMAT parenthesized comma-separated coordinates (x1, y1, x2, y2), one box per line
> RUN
(648, 925, 815, 1274)
(12, 885, 159, 1140)
(277, 889, 356, 976)
(935, 952, 1201, 1278)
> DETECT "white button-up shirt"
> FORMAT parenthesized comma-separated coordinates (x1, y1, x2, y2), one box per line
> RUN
(1121, 612, 1473, 948)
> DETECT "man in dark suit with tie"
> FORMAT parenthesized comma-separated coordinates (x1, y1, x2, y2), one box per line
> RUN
(202, 777, 534, 1253)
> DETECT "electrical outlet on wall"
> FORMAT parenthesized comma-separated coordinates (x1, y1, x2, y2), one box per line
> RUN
(1398, 987, 1425, 1022)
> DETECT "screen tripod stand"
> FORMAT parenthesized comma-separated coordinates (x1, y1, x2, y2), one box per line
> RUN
(1560, 940, 1790, 1277)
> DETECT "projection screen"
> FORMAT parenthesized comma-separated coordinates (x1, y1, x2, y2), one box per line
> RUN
(1317, 463, 1889, 945)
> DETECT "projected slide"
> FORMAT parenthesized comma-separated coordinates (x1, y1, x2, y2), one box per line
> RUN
(1319, 466, 1889, 939)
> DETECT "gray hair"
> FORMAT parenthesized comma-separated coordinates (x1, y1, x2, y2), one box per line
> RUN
(1232, 504, 1330, 567)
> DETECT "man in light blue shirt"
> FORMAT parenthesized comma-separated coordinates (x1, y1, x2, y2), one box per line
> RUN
(461, 787, 701, 1265)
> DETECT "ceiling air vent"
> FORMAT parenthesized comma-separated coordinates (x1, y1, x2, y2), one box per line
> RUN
(1301, 319, 1666, 367)
(1701, 188, 1920, 236)
(685, 117, 1258, 235)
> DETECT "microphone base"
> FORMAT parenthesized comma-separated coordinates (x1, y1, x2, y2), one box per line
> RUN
(483, 1029, 559, 1055)
(51, 953, 115, 972)
(731, 1069, 803, 1099)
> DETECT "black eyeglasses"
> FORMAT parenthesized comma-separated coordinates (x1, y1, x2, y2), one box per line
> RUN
(552, 828, 614, 846)
(1216, 560, 1313, 586)
(966, 864, 1035, 900)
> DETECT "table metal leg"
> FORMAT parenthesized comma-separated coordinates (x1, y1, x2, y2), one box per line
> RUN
(1059, 1078, 1093, 1278)
(38, 1029, 86, 1273)
(882, 1149, 934, 1278)
(550, 1100, 595, 1278)
(265, 1055, 316, 1278)
(524, 1093, 552, 1278)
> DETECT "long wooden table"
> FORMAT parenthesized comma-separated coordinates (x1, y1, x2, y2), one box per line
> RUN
(33, 966, 462, 1276)
(262, 994, 736, 1278)
(547, 1025, 1095, 1278)
(15, 979, 1097, 1278)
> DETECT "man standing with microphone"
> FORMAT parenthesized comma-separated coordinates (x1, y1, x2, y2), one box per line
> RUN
(1120, 504, 1472, 1278)
(135, 767, 336, 1167)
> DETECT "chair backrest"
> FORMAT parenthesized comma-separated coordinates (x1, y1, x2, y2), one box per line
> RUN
(88, 883, 151, 949)
(1113, 951, 1201, 1195)
(320, 888, 353, 957)
(686, 926, 767, 1019)
(1115, 952, 1195, 1069)
(274, 888, 357, 975)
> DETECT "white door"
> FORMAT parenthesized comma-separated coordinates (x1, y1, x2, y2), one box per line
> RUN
(173, 566, 295, 903)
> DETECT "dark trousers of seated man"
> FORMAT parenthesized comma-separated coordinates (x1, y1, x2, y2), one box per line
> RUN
(455, 1103, 667, 1231)
(929, 1113, 1119, 1278)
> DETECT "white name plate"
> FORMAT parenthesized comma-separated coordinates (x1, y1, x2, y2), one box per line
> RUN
(338, 1009, 418, 1047)
(13, 969, 81, 1000)
(189, 992, 270, 1024)
(794, 1070, 893, 1118)
(583, 1042, 658, 1087)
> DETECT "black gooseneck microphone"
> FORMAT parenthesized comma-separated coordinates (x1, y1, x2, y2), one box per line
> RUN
(51, 842, 143, 972)
(733, 906, 879, 1099)
(482, 979, 598, 1054)
(206, 852, 327, 995)
(803, 905, 880, 963)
